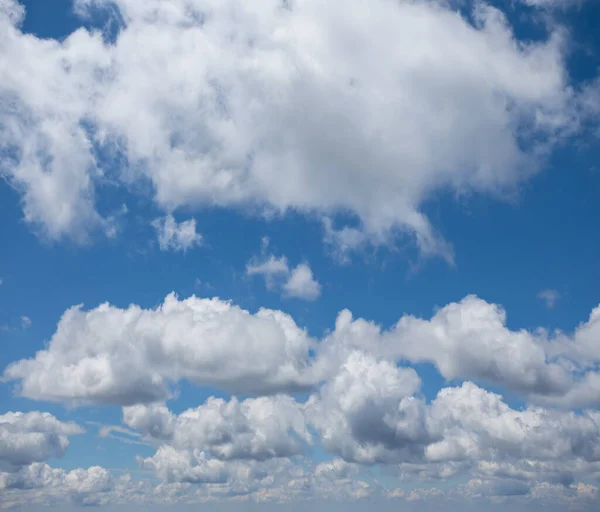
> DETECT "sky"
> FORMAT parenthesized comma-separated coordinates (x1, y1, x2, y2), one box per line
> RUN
(1, 0, 600, 510)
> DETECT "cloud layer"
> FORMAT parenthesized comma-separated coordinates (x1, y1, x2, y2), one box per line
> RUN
(5, 293, 600, 408)
(3, 293, 600, 508)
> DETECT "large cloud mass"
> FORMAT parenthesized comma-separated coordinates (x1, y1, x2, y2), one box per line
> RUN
(0, 0, 577, 252)
(5, 293, 600, 408)
(3, 293, 315, 404)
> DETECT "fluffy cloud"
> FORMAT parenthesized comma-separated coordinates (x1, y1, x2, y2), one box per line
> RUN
(282, 264, 321, 301)
(3, 293, 316, 405)
(425, 382, 600, 464)
(0, 463, 145, 508)
(306, 352, 427, 464)
(0, 0, 579, 253)
(0, 412, 84, 470)
(306, 353, 600, 466)
(152, 214, 203, 252)
(123, 395, 310, 460)
(0, 458, 599, 510)
(5, 293, 600, 408)
(247, 242, 321, 300)
(321, 295, 600, 406)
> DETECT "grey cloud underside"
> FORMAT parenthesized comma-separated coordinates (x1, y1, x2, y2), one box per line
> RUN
(0, 412, 84, 471)
(0, 0, 592, 255)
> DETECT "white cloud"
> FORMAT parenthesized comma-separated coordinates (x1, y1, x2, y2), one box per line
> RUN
(283, 264, 321, 301)
(0, 457, 599, 509)
(247, 255, 290, 290)
(537, 289, 560, 309)
(123, 395, 310, 460)
(6, 293, 600, 408)
(152, 214, 203, 252)
(3, 293, 316, 405)
(0, 0, 582, 253)
(306, 352, 426, 464)
(0, 412, 84, 470)
(306, 354, 600, 471)
(318, 295, 582, 402)
(247, 240, 321, 300)
(19, 316, 31, 329)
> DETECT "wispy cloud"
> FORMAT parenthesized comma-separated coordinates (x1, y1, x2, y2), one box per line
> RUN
(537, 289, 561, 309)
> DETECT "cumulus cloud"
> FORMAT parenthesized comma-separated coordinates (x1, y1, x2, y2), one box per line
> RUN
(5, 293, 600, 408)
(152, 214, 203, 252)
(3, 293, 316, 405)
(306, 352, 427, 464)
(247, 240, 321, 300)
(0, 412, 84, 470)
(319, 295, 600, 406)
(282, 264, 321, 300)
(123, 395, 310, 460)
(0, 0, 582, 253)
(0, 463, 142, 508)
(0, 457, 599, 510)
(306, 353, 600, 467)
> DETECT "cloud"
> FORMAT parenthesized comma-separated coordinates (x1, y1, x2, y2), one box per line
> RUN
(123, 395, 310, 460)
(306, 353, 600, 467)
(522, 0, 586, 8)
(3, 293, 316, 405)
(152, 214, 203, 252)
(0, 463, 134, 508)
(247, 240, 321, 300)
(283, 264, 321, 301)
(316, 296, 584, 400)
(306, 352, 427, 464)
(0, 412, 84, 471)
(5, 292, 600, 409)
(537, 289, 560, 309)
(0, 0, 582, 254)
(19, 316, 31, 329)
(247, 256, 291, 291)
(0, 458, 599, 510)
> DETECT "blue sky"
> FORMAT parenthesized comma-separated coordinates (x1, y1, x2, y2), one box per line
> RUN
(1, 0, 600, 510)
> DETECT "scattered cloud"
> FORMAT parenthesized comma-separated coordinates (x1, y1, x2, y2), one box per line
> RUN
(152, 215, 203, 253)
(283, 264, 322, 301)
(247, 239, 321, 300)
(537, 289, 561, 309)
(2, 1, 600, 510)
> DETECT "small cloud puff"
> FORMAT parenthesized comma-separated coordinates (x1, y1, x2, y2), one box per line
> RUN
(246, 238, 321, 301)
(152, 215, 203, 253)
